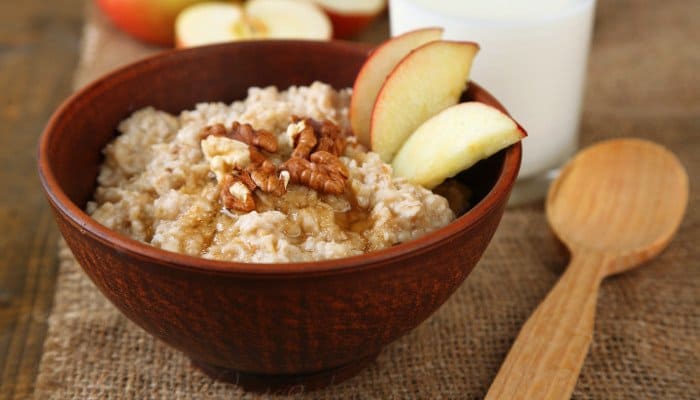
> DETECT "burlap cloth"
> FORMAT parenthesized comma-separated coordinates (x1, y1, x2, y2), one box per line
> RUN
(34, 1, 699, 398)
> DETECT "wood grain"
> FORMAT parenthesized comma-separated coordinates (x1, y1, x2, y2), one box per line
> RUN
(0, 1, 81, 399)
(486, 139, 689, 399)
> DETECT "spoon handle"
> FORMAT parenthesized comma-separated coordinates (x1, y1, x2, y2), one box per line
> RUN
(485, 253, 609, 400)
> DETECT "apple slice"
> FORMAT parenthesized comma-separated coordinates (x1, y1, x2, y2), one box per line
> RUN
(175, 3, 244, 48)
(391, 102, 526, 189)
(246, 0, 332, 39)
(350, 27, 443, 147)
(97, 0, 210, 46)
(175, 0, 331, 48)
(310, 0, 387, 39)
(370, 40, 479, 163)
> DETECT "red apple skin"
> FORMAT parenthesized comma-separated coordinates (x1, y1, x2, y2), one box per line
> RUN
(96, 0, 209, 46)
(175, 36, 186, 49)
(312, 0, 387, 39)
(323, 8, 383, 39)
(350, 27, 443, 146)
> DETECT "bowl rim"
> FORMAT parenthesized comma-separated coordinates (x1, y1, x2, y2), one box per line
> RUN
(38, 40, 522, 277)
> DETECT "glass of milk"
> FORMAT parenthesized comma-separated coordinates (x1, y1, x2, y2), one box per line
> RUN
(389, 0, 596, 204)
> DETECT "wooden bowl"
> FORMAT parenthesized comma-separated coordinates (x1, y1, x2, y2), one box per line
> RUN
(38, 40, 521, 392)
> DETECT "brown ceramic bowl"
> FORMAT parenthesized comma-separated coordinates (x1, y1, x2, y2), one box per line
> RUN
(38, 40, 521, 391)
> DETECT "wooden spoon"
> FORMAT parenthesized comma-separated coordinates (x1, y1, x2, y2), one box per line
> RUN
(485, 138, 688, 400)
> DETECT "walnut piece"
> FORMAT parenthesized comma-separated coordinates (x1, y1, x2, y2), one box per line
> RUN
(220, 174, 255, 212)
(290, 120, 317, 159)
(291, 116, 347, 156)
(200, 122, 278, 153)
(281, 117, 349, 195)
(281, 157, 346, 195)
(200, 122, 287, 212)
(200, 135, 252, 181)
(230, 121, 278, 153)
(248, 146, 267, 165)
(314, 119, 346, 156)
(237, 170, 257, 191)
(200, 123, 228, 139)
(247, 160, 288, 197)
(310, 150, 349, 178)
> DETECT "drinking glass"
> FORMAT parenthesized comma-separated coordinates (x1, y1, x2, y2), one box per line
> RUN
(389, 0, 596, 204)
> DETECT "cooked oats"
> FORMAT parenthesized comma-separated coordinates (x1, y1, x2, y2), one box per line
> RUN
(88, 82, 454, 263)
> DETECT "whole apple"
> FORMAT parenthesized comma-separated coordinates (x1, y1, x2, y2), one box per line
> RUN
(96, 0, 213, 46)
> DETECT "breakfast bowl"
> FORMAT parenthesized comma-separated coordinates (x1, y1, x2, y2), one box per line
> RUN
(38, 40, 521, 391)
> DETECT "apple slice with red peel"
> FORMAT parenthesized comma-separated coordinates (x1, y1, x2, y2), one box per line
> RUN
(350, 27, 443, 147)
(391, 102, 526, 189)
(175, 0, 331, 48)
(311, 0, 387, 39)
(97, 0, 210, 46)
(370, 40, 479, 163)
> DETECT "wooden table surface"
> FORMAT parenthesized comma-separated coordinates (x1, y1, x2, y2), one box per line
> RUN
(1, 1, 82, 399)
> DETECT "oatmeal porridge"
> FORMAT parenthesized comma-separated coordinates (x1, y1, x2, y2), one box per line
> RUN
(88, 82, 455, 262)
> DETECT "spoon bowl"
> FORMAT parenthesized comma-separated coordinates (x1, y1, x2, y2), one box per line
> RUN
(547, 138, 689, 275)
(486, 138, 688, 399)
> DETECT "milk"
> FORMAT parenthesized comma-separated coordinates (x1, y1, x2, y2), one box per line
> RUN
(390, 0, 596, 192)
(403, 0, 573, 20)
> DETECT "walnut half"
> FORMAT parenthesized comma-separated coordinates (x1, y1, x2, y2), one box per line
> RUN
(201, 122, 278, 153)
(281, 154, 346, 195)
(247, 160, 288, 197)
(220, 174, 256, 212)
(281, 117, 349, 195)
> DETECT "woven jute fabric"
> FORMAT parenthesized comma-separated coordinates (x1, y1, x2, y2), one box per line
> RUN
(34, 1, 699, 398)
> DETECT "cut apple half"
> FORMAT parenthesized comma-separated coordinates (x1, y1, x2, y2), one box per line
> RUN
(248, 0, 332, 39)
(370, 40, 479, 163)
(350, 27, 443, 147)
(311, 0, 387, 39)
(175, 0, 332, 48)
(97, 0, 210, 46)
(391, 102, 526, 189)
(175, 3, 243, 47)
